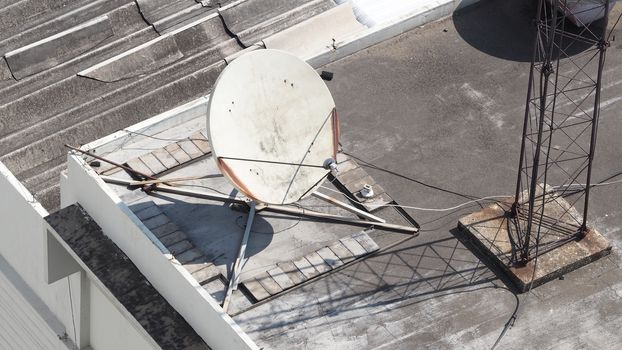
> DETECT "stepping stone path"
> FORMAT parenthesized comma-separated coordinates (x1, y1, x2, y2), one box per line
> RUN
(98, 131, 211, 176)
(121, 190, 222, 290)
(241, 230, 379, 302)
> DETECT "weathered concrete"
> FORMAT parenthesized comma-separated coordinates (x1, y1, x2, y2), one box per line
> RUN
(239, 230, 380, 304)
(4, 0, 622, 347)
(234, 1, 622, 349)
(121, 190, 222, 282)
(458, 197, 612, 292)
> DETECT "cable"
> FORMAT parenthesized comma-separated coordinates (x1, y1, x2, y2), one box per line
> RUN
(319, 184, 509, 212)
(127, 166, 622, 218)
(552, 178, 622, 189)
(489, 229, 542, 350)
(607, 11, 622, 41)
(315, 168, 622, 213)
(218, 156, 326, 169)
(490, 287, 520, 350)
(338, 152, 622, 213)
(67, 278, 77, 346)
(341, 151, 485, 201)
(124, 129, 207, 143)
(97, 129, 209, 158)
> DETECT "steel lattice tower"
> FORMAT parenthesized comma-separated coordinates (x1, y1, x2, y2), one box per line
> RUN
(510, 0, 615, 265)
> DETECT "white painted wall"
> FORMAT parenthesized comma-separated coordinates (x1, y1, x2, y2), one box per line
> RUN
(89, 281, 155, 350)
(61, 154, 258, 350)
(263, 0, 482, 68)
(0, 161, 160, 350)
(0, 92, 256, 350)
(0, 258, 68, 350)
(336, 0, 479, 27)
(0, 161, 77, 349)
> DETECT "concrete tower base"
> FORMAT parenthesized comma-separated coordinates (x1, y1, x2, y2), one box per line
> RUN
(457, 197, 611, 293)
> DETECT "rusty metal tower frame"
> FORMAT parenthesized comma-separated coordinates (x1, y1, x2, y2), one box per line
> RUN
(510, 0, 617, 265)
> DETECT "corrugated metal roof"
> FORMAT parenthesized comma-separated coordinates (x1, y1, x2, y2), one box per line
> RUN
(0, 0, 336, 210)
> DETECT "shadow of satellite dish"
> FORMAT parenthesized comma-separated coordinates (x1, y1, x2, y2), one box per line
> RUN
(453, 0, 606, 63)
(141, 195, 275, 262)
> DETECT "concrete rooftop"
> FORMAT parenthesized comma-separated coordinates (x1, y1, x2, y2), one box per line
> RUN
(78, 0, 622, 349)
(5, 0, 618, 348)
(233, 1, 622, 349)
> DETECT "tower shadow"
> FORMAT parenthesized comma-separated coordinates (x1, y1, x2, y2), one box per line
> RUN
(454, 0, 605, 62)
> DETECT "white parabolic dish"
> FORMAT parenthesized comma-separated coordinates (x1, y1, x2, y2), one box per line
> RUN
(207, 49, 339, 205)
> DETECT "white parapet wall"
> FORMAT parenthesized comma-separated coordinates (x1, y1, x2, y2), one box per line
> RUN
(0, 161, 76, 349)
(311, 0, 481, 66)
(264, 0, 481, 67)
(336, 0, 478, 27)
(60, 153, 258, 350)
(0, 161, 169, 350)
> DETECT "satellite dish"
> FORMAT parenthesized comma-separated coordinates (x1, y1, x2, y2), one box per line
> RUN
(207, 49, 340, 205)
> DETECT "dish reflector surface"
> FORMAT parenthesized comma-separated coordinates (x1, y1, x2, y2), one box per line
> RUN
(208, 49, 339, 205)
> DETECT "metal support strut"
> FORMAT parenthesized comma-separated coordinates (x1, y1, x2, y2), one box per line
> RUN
(222, 201, 256, 312)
